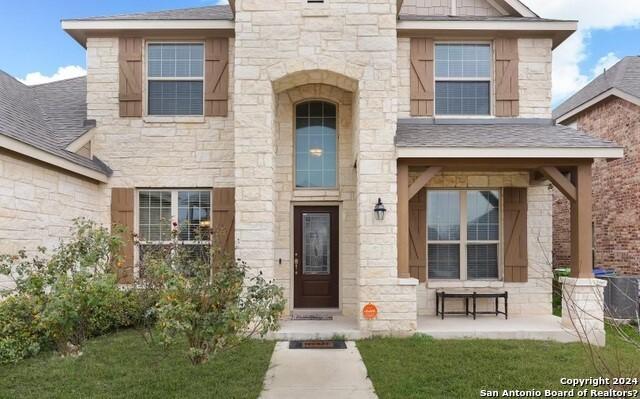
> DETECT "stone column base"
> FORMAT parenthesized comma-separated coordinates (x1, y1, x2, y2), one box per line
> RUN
(359, 277, 418, 336)
(560, 277, 607, 346)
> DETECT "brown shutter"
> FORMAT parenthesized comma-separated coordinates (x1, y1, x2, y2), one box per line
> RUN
(118, 38, 143, 117)
(111, 188, 135, 284)
(494, 38, 519, 117)
(409, 188, 427, 282)
(503, 187, 528, 282)
(212, 187, 235, 258)
(205, 38, 229, 117)
(410, 38, 434, 116)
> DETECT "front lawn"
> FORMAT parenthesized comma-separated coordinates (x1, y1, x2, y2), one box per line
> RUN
(358, 327, 640, 399)
(0, 330, 275, 399)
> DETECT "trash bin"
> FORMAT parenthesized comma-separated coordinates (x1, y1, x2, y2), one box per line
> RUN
(600, 276, 640, 321)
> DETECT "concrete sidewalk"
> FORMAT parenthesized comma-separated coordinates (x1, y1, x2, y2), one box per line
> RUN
(259, 341, 378, 399)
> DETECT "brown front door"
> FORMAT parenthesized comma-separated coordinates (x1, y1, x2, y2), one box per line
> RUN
(293, 206, 339, 308)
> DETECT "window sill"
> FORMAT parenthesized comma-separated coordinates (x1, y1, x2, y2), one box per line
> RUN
(293, 189, 341, 198)
(143, 116, 206, 124)
(427, 280, 504, 289)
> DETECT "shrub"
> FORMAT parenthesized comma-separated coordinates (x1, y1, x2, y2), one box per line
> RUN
(0, 295, 47, 364)
(139, 233, 286, 365)
(0, 219, 146, 361)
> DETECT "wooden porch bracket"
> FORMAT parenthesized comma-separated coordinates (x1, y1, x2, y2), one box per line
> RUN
(409, 166, 442, 199)
(539, 166, 576, 202)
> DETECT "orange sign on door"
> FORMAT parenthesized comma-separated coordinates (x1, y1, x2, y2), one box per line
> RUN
(363, 303, 378, 320)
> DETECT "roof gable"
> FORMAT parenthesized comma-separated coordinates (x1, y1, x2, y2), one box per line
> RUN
(400, 0, 538, 17)
(554, 56, 640, 121)
(0, 71, 110, 179)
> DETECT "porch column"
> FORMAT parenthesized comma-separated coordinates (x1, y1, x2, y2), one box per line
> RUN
(570, 163, 593, 278)
(397, 161, 410, 278)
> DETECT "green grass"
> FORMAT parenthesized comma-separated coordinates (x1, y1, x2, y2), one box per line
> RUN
(0, 330, 275, 399)
(358, 327, 640, 399)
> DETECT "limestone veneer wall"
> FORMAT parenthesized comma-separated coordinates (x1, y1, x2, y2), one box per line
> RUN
(397, 37, 552, 118)
(410, 171, 553, 316)
(0, 151, 104, 288)
(273, 84, 358, 316)
(86, 37, 236, 219)
(234, 0, 406, 333)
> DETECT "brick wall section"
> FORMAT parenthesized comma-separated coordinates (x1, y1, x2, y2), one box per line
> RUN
(0, 150, 104, 289)
(553, 98, 640, 274)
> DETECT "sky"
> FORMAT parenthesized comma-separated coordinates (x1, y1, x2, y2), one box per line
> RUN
(0, 0, 638, 107)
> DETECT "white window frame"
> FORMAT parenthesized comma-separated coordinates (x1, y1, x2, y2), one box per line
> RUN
(134, 189, 213, 274)
(433, 41, 493, 118)
(426, 189, 503, 281)
(145, 41, 206, 117)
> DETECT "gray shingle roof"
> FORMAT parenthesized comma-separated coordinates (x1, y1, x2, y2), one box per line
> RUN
(0, 70, 111, 176)
(68, 5, 233, 21)
(396, 118, 620, 148)
(553, 56, 640, 120)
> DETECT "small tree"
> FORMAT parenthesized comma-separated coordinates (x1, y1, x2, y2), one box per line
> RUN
(139, 228, 285, 365)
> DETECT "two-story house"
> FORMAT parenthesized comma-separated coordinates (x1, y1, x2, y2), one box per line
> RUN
(553, 56, 640, 276)
(0, 0, 624, 344)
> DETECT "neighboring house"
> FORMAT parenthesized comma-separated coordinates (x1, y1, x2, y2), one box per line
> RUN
(0, 0, 624, 339)
(553, 56, 640, 275)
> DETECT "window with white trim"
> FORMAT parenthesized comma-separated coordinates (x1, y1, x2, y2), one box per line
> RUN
(427, 190, 500, 280)
(147, 43, 204, 116)
(137, 189, 211, 262)
(434, 43, 491, 116)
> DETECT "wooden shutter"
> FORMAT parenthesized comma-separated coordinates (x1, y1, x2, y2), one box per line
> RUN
(494, 38, 519, 117)
(205, 38, 229, 117)
(410, 38, 434, 116)
(118, 38, 143, 117)
(503, 187, 528, 282)
(409, 188, 427, 282)
(111, 188, 135, 284)
(212, 187, 235, 258)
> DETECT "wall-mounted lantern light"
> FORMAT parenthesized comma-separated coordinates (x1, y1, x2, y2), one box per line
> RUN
(374, 198, 386, 221)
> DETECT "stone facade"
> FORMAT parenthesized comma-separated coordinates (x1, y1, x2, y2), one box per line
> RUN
(273, 84, 358, 317)
(398, 37, 553, 118)
(0, 150, 104, 288)
(560, 277, 607, 346)
(410, 171, 553, 316)
(554, 98, 640, 274)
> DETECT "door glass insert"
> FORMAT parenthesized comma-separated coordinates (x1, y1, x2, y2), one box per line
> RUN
(302, 213, 330, 275)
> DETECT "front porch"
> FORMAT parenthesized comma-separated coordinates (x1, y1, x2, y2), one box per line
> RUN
(266, 314, 578, 342)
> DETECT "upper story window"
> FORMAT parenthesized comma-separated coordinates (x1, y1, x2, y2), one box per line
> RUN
(147, 43, 204, 116)
(295, 101, 337, 189)
(434, 43, 491, 116)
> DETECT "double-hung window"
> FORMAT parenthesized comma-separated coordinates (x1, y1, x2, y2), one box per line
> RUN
(147, 43, 204, 116)
(427, 190, 500, 280)
(434, 43, 491, 116)
(138, 190, 212, 262)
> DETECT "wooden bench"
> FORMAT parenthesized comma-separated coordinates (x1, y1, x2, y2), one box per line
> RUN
(436, 291, 508, 320)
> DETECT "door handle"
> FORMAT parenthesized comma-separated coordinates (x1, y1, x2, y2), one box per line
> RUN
(294, 253, 299, 275)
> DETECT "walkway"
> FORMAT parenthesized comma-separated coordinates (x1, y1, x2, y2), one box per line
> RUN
(259, 341, 378, 399)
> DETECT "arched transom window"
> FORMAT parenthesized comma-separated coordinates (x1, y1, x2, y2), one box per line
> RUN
(295, 101, 337, 188)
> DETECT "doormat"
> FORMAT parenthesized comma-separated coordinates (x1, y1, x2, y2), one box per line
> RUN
(291, 315, 333, 321)
(289, 340, 347, 349)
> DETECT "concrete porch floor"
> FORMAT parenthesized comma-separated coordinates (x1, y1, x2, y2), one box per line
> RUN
(418, 315, 579, 342)
(266, 316, 369, 341)
(266, 315, 579, 343)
